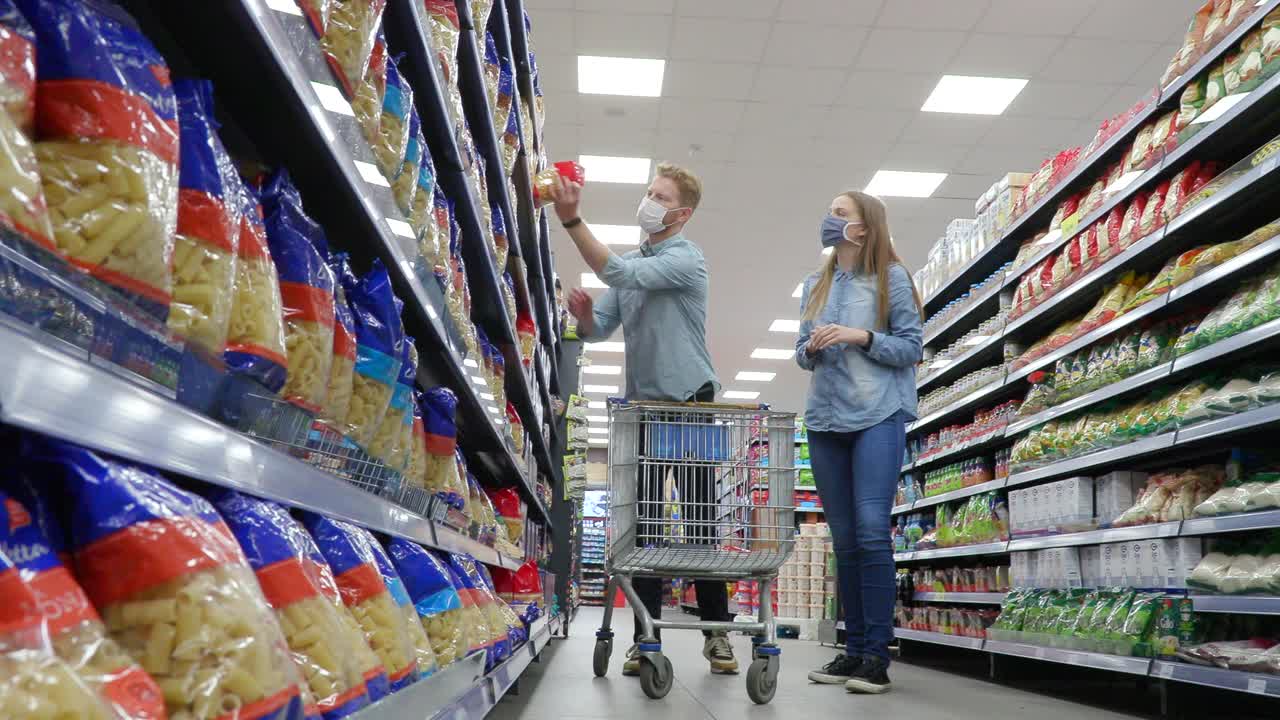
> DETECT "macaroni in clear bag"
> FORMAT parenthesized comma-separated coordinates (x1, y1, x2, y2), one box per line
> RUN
(224, 179, 289, 393)
(337, 257, 404, 447)
(364, 532, 437, 677)
(384, 539, 469, 668)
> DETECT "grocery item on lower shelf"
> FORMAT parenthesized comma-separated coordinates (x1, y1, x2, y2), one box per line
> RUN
(911, 564, 1011, 594)
(912, 401, 1019, 465)
(1187, 529, 1280, 594)
(895, 605, 998, 638)
(901, 492, 1009, 552)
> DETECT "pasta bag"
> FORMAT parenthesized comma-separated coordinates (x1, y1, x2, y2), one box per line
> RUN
(296, 0, 331, 37)
(423, 0, 462, 123)
(299, 513, 420, 692)
(0, 3, 55, 251)
(33, 439, 307, 720)
(393, 110, 421, 216)
(225, 179, 289, 392)
(340, 258, 404, 447)
(350, 27, 386, 151)
(23, 0, 180, 320)
(0, 485, 165, 719)
(501, 271, 517, 332)
(367, 333, 415, 472)
(492, 205, 510, 281)
(373, 54, 412, 183)
(421, 387, 468, 507)
(260, 169, 337, 414)
(170, 78, 241, 353)
(407, 122, 434, 237)
(404, 391, 429, 489)
(384, 539, 469, 668)
(467, 474, 500, 546)
(441, 559, 494, 665)
(448, 555, 510, 666)
(318, 254, 357, 432)
(478, 567, 526, 648)
(364, 533, 437, 677)
(211, 491, 372, 720)
(0, 1, 34, 132)
(321, 0, 385, 98)
(486, 487, 527, 551)
(516, 309, 536, 368)
(0, 544, 121, 720)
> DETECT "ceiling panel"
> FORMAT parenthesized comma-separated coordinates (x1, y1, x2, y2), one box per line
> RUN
(574, 94, 662, 131)
(676, 0, 781, 19)
(661, 61, 759, 99)
(1003, 80, 1120, 120)
(879, 141, 970, 172)
(819, 107, 913, 145)
(975, 0, 1100, 36)
(764, 23, 869, 68)
(525, 0, 574, 9)
(658, 98, 747, 132)
(776, 0, 885, 25)
(1074, 1, 1207, 42)
(855, 28, 967, 73)
(749, 66, 849, 105)
(875, 0, 989, 32)
(838, 70, 940, 110)
(670, 17, 774, 62)
(947, 32, 1064, 77)
(574, 12, 672, 56)
(531, 53, 576, 96)
(979, 115, 1082, 149)
(897, 113, 998, 147)
(526, 13, 574, 58)
(1037, 37, 1162, 83)
(1126, 43, 1181, 87)
(575, 124, 658, 157)
(575, 0, 674, 13)
(739, 102, 831, 138)
(655, 131, 739, 164)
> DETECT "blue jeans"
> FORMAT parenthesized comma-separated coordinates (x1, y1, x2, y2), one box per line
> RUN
(808, 411, 906, 664)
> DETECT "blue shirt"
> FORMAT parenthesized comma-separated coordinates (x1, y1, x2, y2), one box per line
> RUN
(583, 233, 719, 401)
(795, 264, 923, 433)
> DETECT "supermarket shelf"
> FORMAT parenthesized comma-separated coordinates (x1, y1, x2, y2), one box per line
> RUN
(894, 627, 986, 650)
(903, 541, 1010, 561)
(797, 505, 825, 513)
(908, 477, 1009, 514)
(1006, 361, 1174, 437)
(1154, 660, 1280, 698)
(891, 503, 914, 515)
(910, 376, 1012, 437)
(353, 649, 487, 720)
(910, 431, 1013, 473)
(917, 330, 1005, 393)
(1006, 521, 1181, 552)
(1176, 401, 1280, 445)
(1158, 0, 1280, 103)
(901, 462, 913, 474)
(418, 614, 557, 720)
(922, 279, 1004, 350)
(913, 592, 1007, 605)
(984, 639, 1153, 676)
(1181, 509, 1280, 536)
(1004, 431, 1177, 488)
(1188, 595, 1280, 615)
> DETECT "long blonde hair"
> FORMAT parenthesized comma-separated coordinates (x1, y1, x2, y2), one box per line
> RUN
(802, 191, 924, 329)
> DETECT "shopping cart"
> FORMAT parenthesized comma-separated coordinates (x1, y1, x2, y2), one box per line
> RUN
(591, 400, 796, 704)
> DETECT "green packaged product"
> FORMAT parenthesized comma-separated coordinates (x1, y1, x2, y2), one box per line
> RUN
(1072, 592, 1105, 639)
(1137, 322, 1173, 368)
(1103, 589, 1138, 641)
(1115, 331, 1141, 378)
(1121, 593, 1164, 656)
(994, 590, 1028, 631)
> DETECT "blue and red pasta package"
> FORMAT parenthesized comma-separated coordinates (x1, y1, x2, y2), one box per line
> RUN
(339, 258, 405, 447)
(447, 554, 509, 668)
(393, 109, 421, 216)
(372, 53, 412, 183)
(367, 334, 416, 472)
(362, 531, 438, 677)
(384, 539, 469, 667)
(25, 438, 308, 720)
(20, 0, 180, 320)
(0, 1, 55, 252)
(299, 512, 420, 693)
(211, 491, 373, 720)
(420, 386, 467, 508)
(319, 252, 358, 432)
(225, 178, 289, 393)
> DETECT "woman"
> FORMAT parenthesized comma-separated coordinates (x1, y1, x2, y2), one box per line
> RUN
(796, 191, 923, 694)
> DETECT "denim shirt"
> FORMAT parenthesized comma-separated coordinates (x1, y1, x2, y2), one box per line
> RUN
(795, 263, 922, 433)
(582, 233, 719, 401)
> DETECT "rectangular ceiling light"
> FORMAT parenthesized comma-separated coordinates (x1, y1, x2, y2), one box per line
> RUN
(724, 390, 761, 400)
(578, 155, 651, 184)
(588, 400, 606, 409)
(581, 272, 607, 289)
(769, 319, 801, 333)
(591, 223, 643, 246)
(792, 283, 804, 299)
(578, 56, 665, 97)
(735, 371, 776, 382)
(865, 170, 947, 198)
(583, 365, 622, 375)
(922, 75, 1028, 115)
(751, 348, 794, 360)
(583, 384, 619, 394)
(588, 427, 609, 435)
(589, 438, 608, 445)
(585, 342, 625, 353)
(587, 415, 609, 423)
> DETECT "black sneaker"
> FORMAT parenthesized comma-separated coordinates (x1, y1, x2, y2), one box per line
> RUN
(845, 656, 891, 694)
(807, 653, 863, 684)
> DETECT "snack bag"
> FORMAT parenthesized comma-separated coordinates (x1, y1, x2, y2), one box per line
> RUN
(1116, 193, 1149, 249)
(1137, 180, 1169, 239)
(363, 531, 437, 677)
(299, 512, 420, 692)
(0, 543, 120, 720)
(368, 335, 416, 472)
(0, 2, 54, 250)
(0, 485, 165, 719)
(170, 79, 241, 353)
(448, 555, 510, 666)
(393, 110, 421, 216)
(260, 169, 338, 413)
(319, 253, 357, 431)
(1265, 8, 1280, 70)
(422, 387, 468, 507)
(373, 54, 412, 181)
(486, 487, 526, 547)
(321, 0, 385, 98)
(225, 180, 289, 392)
(33, 439, 306, 720)
(477, 566, 525, 648)
(23, 0, 180, 319)
(385, 539, 469, 668)
(340, 259, 404, 446)
(492, 203, 510, 278)
(211, 491, 371, 720)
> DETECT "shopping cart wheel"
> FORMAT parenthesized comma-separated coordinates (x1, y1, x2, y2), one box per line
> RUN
(592, 639, 611, 677)
(639, 655, 673, 699)
(746, 658, 777, 705)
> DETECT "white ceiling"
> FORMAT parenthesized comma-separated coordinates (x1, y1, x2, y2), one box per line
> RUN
(529, 0, 1204, 413)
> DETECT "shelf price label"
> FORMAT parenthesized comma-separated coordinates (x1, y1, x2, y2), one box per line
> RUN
(1248, 677, 1268, 695)
(1158, 663, 1175, 679)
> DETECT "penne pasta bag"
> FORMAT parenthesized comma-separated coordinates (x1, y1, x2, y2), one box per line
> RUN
(260, 169, 337, 414)
(225, 179, 289, 393)
(392, 110, 421, 216)
(296, 0, 331, 37)
(169, 79, 241, 353)
(0, 0, 35, 132)
(384, 539, 469, 668)
(318, 253, 357, 432)
(340, 258, 404, 447)
(30, 438, 307, 720)
(0, 483, 165, 719)
(210, 491, 372, 720)
(367, 335, 415, 472)
(22, 0, 179, 320)
(441, 561, 491, 662)
(0, 2, 55, 252)
(420, 387, 468, 508)
(299, 513, 420, 692)
(372, 54, 411, 182)
(404, 391, 429, 490)
(321, 0, 384, 98)
(475, 565, 525, 648)
(447, 555, 510, 666)
(466, 474, 500, 547)
(0, 544, 121, 720)
(350, 27, 386, 151)
(363, 532, 437, 677)
(492, 204, 509, 279)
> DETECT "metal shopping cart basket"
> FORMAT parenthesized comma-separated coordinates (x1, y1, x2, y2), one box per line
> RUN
(591, 400, 795, 704)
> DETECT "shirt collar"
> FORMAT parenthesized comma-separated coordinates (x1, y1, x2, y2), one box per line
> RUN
(640, 233, 685, 257)
(834, 267, 855, 280)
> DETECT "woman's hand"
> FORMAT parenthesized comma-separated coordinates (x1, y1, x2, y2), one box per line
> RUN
(808, 324, 870, 352)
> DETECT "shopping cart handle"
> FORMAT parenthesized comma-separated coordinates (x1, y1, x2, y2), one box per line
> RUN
(610, 397, 770, 411)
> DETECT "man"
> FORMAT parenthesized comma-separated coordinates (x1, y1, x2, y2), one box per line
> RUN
(552, 162, 736, 675)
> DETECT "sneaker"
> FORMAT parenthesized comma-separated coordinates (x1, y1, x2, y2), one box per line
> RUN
(702, 634, 739, 675)
(844, 656, 891, 694)
(807, 653, 863, 684)
(622, 645, 641, 676)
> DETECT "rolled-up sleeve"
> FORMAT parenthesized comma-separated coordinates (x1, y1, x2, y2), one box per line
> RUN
(865, 265, 923, 369)
(795, 277, 820, 371)
(580, 287, 622, 342)
(599, 245, 701, 290)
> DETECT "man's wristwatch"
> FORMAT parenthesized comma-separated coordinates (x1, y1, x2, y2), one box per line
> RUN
(562, 217, 583, 229)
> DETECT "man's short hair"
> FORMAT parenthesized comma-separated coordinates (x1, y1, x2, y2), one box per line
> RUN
(655, 162, 702, 210)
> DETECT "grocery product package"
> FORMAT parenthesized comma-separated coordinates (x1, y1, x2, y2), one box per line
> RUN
(224, 179, 289, 393)
(384, 539, 469, 668)
(260, 169, 338, 414)
(339, 258, 404, 447)
(0, 2, 54, 251)
(393, 111, 421, 216)
(169, 79, 241, 353)
(476, 565, 526, 648)
(319, 253, 358, 431)
(408, 121, 435, 238)
(466, 474, 501, 547)
(299, 512, 420, 692)
(489, 560, 542, 624)
(492, 204, 510, 279)
(1165, 2, 1214, 89)
(516, 309, 536, 367)
(0, 483, 165, 719)
(321, 0, 385, 98)
(30, 438, 307, 720)
(486, 487, 526, 548)
(351, 27, 387, 149)
(421, 387, 468, 507)
(296, 0, 330, 36)
(404, 390, 430, 489)
(373, 54, 412, 182)
(440, 560, 492, 661)
(367, 335, 416, 472)
(0, 543, 120, 720)
(363, 531, 438, 677)
(448, 554, 511, 666)
(23, 0, 180, 319)
(211, 491, 371, 720)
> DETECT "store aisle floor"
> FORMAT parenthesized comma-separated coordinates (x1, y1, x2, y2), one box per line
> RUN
(492, 607, 1138, 720)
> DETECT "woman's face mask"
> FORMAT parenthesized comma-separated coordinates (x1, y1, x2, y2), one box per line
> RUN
(821, 214, 864, 248)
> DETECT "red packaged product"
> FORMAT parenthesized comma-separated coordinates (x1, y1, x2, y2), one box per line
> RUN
(1138, 180, 1171, 238)
(1116, 192, 1150, 250)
